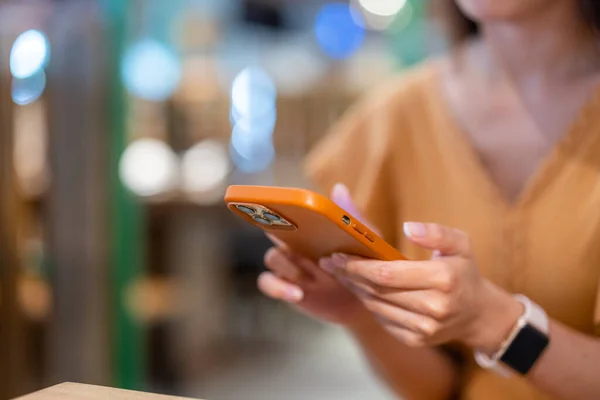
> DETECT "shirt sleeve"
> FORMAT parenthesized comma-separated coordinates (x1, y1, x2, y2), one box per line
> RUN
(304, 96, 399, 245)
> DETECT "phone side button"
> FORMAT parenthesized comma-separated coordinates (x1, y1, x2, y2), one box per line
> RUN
(364, 232, 375, 242)
(353, 224, 365, 234)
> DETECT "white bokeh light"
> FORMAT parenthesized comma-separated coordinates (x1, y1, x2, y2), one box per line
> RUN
(10, 30, 50, 79)
(122, 39, 181, 101)
(230, 105, 276, 139)
(357, 0, 407, 17)
(231, 67, 276, 119)
(229, 124, 275, 174)
(229, 67, 277, 173)
(181, 140, 230, 193)
(119, 139, 179, 197)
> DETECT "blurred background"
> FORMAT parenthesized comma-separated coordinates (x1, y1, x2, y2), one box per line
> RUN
(0, 0, 445, 399)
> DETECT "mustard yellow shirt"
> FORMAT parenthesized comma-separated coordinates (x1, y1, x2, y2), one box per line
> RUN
(305, 59, 600, 400)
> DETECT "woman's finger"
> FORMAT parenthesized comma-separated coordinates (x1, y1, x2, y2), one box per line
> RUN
(257, 272, 304, 303)
(266, 233, 287, 249)
(287, 251, 324, 277)
(344, 278, 451, 320)
(318, 257, 337, 274)
(362, 297, 439, 337)
(404, 223, 471, 257)
(264, 247, 304, 282)
(340, 274, 403, 297)
(333, 254, 451, 291)
(383, 324, 426, 348)
(266, 234, 324, 278)
(319, 258, 359, 295)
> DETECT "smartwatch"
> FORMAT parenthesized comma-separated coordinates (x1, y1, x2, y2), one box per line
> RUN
(474, 294, 550, 377)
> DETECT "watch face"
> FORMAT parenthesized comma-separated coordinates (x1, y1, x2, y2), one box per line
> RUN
(500, 324, 550, 375)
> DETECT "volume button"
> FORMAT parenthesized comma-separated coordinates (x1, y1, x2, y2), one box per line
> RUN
(352, 224, 365, 234)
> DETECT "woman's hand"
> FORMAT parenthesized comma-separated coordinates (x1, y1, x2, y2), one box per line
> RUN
(257, 184, 373, 329)
(324, 223, 523, 354)
(259, 243, 371, 327)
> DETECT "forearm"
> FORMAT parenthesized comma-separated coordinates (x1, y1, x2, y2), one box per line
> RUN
(477, 288, 600, 400)
(348, 315, 459, 400)
(527, 320, 600, 400)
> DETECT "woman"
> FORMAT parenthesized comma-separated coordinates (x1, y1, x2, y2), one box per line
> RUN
(259, 1, 600, 399)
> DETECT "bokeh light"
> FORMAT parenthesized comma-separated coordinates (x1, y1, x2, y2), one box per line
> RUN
(122, 39, 181, 101)
(181, 140, 230, 193)
(119, 138, 179, 197)
(231, 67, 277, 119)
(358, 0, 407, 17)
(353, 0, 412, 31)
(314, 3, 365, 60)
(230, 125, 276, 174)
(10, 30, 50, 79)
(230, 105, 277, 138)
(229, 67, 277, 173)
(12, 70, 47, 105)
(386, 1, 415, 32)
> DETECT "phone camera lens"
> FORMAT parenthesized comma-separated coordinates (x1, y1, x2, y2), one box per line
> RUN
(236, 205, 256, 215)
(253, 216, 272, 226)
(263, 212, 281, 222)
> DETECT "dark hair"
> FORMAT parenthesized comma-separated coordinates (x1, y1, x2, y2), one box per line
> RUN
(432, 0, 600, 45)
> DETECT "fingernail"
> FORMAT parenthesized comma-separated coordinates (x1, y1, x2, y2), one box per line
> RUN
(285, 287, 304, 302)
(319, 258, 335, 273)
(404, 222, 427, 238)
(331, 253, 347, 268)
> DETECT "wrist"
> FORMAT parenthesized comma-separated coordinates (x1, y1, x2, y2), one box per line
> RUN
(467, 281, 524, 355)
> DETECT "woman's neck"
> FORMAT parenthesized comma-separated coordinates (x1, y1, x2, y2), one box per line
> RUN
(479, 2, 600, 85)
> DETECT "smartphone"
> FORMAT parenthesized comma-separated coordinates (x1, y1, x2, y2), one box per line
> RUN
(224, 185, 406, 262)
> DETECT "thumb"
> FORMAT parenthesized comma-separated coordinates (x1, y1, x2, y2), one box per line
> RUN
(403, 222, 471, 257)
(331, 183, 381, 236)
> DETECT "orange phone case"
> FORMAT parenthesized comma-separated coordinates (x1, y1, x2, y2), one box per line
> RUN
(224, 185, 406, 262)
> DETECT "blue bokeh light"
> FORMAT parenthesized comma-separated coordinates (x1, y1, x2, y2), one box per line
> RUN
(229, 67, 277, 173)
(231, 67, 277, 119)
(230, 124, 276, 174)
(10, 30, 50, 79)
(121, 39, 181, 101)
(230, 106, 276, 139)
(314, 3, 365, 60)
(12, 70, 47, 105)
